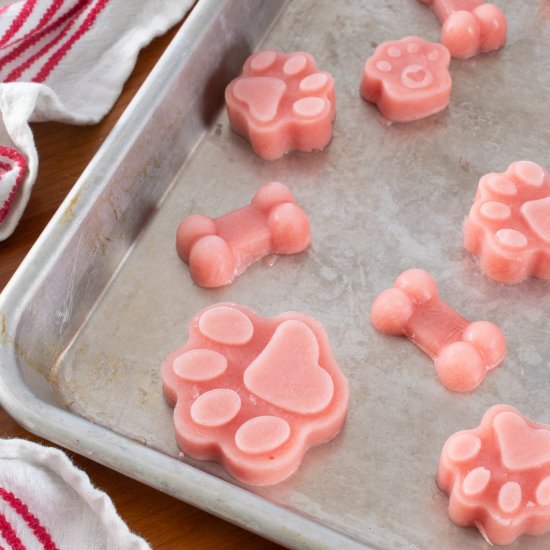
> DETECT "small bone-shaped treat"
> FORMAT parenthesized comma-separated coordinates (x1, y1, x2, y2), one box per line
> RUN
(438, 405, 550, 545)
(371, 269, 505, 392)
(176, 181, 311, 288)
(418, 0, 507, 58)
(225, 50, 336, 160)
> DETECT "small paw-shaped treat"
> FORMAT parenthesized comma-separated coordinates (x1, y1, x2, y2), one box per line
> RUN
(161, 303, 349, 485)
(176, 181, 311, 288)
(371, 269, 505, 392)
(225, 50, 336, 160)
(360, 37, 451, 122)
(438, 405, 550, 545)
(418, 0, 507, 58)
(464, 161, 550, 284)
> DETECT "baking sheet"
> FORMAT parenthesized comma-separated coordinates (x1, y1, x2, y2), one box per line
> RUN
(4, 1, 550, 548)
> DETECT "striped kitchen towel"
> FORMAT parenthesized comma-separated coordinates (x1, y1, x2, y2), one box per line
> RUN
(0, 0, 195, 241)
(0, 438, 151, 549)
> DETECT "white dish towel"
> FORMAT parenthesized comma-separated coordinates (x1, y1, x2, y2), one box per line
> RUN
(0, 0, 195, 241)
(0, 438, 151, 549)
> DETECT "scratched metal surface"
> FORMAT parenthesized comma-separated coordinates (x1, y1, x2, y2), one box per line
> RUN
(2, 1, 550, 548)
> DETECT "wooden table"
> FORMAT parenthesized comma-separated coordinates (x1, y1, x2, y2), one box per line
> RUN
(0, 20, 282, 550)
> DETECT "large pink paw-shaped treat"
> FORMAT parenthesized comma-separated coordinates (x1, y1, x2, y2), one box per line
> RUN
(464, 161, 550, 285)
(161, 303, 349, 485)
(176, 181, 311, 288)
(418, 0, 507, 58)
(438, 405, 550, 545)
(371, 269, 505, 392)
(360, 37, 451, 122)
(225, 50, 335, 160)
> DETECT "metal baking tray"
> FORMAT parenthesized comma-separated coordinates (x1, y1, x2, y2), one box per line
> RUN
(1, 0, 550, 548)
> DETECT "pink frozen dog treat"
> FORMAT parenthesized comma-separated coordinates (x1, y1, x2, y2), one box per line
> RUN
(371, 269, 505, 392)
(464, 161, 550, 284)
(161, 303, 349, 486)
(418, 0, 507, 58)
(438, 405, 550, 545)
(225, 50, 336, 160)
(176, 181, 311, 288)
(360, 37, 451, 122)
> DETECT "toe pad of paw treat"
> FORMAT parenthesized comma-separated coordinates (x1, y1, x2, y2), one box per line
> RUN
(225, 50, 336, 160)
(438, 405, 550, 545)
(418, 0, 507, 58)
(161, 303, 349, 485)
(370, 269, 505, 392)
(464, 161, 550, 284)
(176, 181, 312, 288)
(360, 36, 451, 122)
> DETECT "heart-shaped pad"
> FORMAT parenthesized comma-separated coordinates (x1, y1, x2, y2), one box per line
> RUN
(494, 411, 550, 470)
(401, 64, 433, 89)
(0, 146, 27, 224)
(232, 76, 286, 123)
(521, 196, 550, 244)
(243, 320, 334, 415)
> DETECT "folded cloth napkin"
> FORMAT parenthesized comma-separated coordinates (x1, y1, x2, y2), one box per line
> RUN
(0, 0, 195, 241)
(0, 438, 151, 549)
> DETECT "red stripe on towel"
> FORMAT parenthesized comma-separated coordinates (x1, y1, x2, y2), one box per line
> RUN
(0, 0, 91, 78)
(0, 487, 58, 549)
(5, 16, 76, 81)
(0, 147, 27, 224)
(0, 0, 38, 48)
(0, 512, 25, 550)
(32, 0, 109, 83)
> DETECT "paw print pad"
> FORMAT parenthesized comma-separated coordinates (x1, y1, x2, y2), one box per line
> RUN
(438, 405, 550, 545)
(464, 161, 550, 284)
(176, 181, 311, 288)
(418, 0, 507, 58)
(225, 50, 336, 160)
(371, 269, 505, 392)
(360, 37, 451, 122)
(161, 304, 349, 485)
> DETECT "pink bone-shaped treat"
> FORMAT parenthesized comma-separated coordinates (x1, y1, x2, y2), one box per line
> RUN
(418, 0, 507, 58)
(360, 36, 452, 122)
(176, 181, 311, 288)
(225, 50, 336, 160)
(161, 303, 349, 485)
(464, 161, 550, 284)
(370, 268, 505, 392)
(438, 404, 550, 545)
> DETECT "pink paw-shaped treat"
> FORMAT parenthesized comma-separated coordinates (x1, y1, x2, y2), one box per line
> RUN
(371, 269, 505, 392)
(225, 50, 335, 160)
(161, 303, 349, 485)
(464, 161, 550, 285)
(176, 181, 311, 288)
(418, 0, 507, 58)
(438, 405, 550, 545)
(360, 37, 451, 122)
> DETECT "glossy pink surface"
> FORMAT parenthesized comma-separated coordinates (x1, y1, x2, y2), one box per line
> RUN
(176, 181, 311, 288)
(464, 161, 550, 284)
(360, 37, 451, 122)
(225, 50, 336, 160)
(419, 0, 507, 58)
(371, 269, 505, 392)
(161, 303, 349, 486)
(438, 405, 550, 545)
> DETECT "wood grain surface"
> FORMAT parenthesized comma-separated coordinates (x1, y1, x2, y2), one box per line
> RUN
(0, 19, 283, 550)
